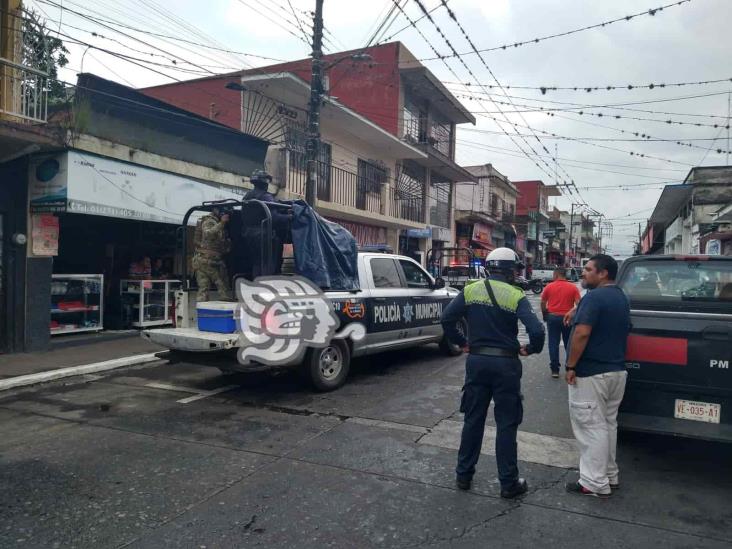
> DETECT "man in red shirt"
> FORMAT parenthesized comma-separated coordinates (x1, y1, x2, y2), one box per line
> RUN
(541, 268, 581, 378)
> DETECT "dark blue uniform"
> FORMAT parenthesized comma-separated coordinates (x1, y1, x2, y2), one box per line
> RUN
(441, 273, 545, 490)
(243, 186, 289, 277)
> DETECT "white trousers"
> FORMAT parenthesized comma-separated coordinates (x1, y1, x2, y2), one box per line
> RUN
(568, 370, 627, 494)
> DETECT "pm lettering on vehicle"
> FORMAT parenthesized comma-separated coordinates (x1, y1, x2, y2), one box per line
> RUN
(710, 359, 729, 369)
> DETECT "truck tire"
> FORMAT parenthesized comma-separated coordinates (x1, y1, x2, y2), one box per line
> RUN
(530, 280, 544, 294)
(304, 340, 351, 392)
(440, 318, 468, 356)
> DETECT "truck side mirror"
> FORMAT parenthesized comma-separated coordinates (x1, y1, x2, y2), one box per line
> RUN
(433, 277, 446, 290)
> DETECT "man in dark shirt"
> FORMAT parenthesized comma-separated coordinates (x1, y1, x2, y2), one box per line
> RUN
(442, 247, 545, 499)
(564, 254, 630, 498)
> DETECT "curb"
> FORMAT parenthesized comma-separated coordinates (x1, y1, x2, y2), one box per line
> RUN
(0, 353, 162, 393)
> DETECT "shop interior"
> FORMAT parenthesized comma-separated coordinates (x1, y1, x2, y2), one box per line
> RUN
(51, 213, 184, 334)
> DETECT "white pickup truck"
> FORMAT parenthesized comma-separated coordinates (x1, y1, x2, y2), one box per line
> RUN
(144, 252, 463, 391)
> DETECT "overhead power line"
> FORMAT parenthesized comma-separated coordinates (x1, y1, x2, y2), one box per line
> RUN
(37, 0, 286, 62)
(398, 0, 569, 198)
(428, 0, 583, 202)
(443, 76, 732, 95)
(450, 90, 731, 129)
(416, 0, 692, 61)
(465, 116, 695, 166)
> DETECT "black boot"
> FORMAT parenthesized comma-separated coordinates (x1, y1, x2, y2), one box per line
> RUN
(500, 478, 528, 499)
(455, 476, 472, 491)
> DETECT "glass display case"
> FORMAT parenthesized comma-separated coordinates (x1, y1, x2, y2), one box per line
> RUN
(120, 279, 181, 328)
(50, 274, 104, 335)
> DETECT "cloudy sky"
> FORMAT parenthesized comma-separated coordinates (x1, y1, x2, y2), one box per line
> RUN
(31, 0, 732, 257)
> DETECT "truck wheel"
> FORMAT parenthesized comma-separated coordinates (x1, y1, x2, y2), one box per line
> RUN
(531, 280, 544, 294)
(304, 340, 350, 392)
(440, 318, 468, 356)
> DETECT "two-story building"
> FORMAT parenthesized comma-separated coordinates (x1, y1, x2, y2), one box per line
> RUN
(141, 42, 476, 264)
(454, 163, 518, 261)
(514, 180, 562, 265)
(645, 167, 732, 256)
(0, 1, 68, 353)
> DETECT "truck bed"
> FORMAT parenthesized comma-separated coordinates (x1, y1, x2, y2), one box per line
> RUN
(142, 327, 240, 352)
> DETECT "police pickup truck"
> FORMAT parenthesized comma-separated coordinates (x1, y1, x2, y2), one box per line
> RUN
(617, 255, 732, 442)
(144, 252, 463, 391)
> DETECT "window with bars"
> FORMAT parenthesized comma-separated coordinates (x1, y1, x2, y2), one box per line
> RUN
(429, 175, 451, 229)
(357, 159, 388, 210)
(429, 118, 452, 157)
(395, 162, 425, 223)
(403, 97, 426, 144)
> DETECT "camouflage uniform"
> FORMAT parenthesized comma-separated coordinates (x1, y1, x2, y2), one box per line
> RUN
(193, 213, 232, 301)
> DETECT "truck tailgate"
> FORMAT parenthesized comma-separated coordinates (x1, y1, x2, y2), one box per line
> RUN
(143, 327, 240, 352)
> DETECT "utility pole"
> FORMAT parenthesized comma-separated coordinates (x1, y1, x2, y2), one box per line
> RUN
(305, 0, 325, 206)
(534, 186, 541, 265)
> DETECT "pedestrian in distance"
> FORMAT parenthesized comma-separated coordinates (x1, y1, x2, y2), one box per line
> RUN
(441, 247, 545, 499)
(541, 267, 581, 379)
(564, 254, 631, 498)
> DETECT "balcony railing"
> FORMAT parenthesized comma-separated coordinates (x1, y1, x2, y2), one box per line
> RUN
(0, 11, 50, 123)
(390, 187, 424, 223)
(286, 157, 382, 215)
(0, 59, 48, 123)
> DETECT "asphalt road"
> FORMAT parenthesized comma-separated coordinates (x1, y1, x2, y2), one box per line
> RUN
(1, 291, 731, 548)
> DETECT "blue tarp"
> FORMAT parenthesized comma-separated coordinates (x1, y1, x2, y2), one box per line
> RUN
(290, 200, 360, 291)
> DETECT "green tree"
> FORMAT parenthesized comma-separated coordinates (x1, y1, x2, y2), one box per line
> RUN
(22, 8, 69, 105)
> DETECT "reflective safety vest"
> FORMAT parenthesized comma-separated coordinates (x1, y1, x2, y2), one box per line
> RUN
(463, 279, 524, 314)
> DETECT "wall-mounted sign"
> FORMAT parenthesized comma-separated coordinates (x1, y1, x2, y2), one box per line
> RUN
(406, 227, 432, 239)
(432, 227, 452, 242)
(706, 239, 722, 255)
(472, 222, 492, 247)
(29, 151, 246, 224)
(31, 214, 59, 256)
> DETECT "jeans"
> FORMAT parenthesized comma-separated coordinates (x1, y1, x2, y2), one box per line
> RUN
(456, 355, 523, 489)
(547, 314, 571, 372)
(568, 371, 628, 494)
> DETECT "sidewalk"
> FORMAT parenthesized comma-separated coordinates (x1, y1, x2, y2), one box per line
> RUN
(0, 331, 165, 388)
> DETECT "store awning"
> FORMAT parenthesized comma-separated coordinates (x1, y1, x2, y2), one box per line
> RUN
(29, 150, 248, 225)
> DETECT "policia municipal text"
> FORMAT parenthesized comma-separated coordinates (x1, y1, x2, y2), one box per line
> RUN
(441, 247, 545, 499)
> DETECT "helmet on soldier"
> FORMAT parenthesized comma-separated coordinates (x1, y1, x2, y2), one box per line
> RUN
(251, 169, 273, 189)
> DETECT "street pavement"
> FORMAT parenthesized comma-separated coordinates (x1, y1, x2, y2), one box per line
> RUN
(1, 291, 731, 548)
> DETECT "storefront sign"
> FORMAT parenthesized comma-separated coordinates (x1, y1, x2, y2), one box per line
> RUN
(472, 222, 492, 247)
(29, 152, 246, 224)
(31, 214, 59, 256)
(406, 227, 432, 239)
(30, 157, 68, 213)
(432, 227, 452, 242)
(706, 239, 722, 255)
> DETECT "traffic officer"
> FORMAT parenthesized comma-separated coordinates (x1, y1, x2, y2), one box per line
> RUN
(441, 247, 545, 499)
(243, 170, 290, 277)
(192, 207, 232, 302)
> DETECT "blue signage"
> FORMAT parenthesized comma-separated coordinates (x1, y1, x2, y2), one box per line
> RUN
(406, 227, 432, 239)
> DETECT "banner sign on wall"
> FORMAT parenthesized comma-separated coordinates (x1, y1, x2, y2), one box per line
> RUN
(31, 214, 59, 256)
(29, 151, 247, 224)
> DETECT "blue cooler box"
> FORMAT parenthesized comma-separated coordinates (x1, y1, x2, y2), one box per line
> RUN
(197, 302, 239, 334)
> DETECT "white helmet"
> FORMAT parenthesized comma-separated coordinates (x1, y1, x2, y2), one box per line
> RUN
(486, 247, 523, 273)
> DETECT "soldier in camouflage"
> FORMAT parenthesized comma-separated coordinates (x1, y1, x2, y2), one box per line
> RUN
(192, 208, 233, 301)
